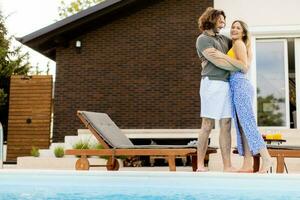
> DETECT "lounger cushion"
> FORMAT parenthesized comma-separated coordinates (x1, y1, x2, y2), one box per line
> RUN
(80, 111, 134, 148)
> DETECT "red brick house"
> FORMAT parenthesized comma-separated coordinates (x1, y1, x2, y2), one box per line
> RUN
(18, 0, 212, 142)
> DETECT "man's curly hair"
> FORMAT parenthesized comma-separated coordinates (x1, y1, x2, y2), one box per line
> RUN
(198, 7, 226, 32)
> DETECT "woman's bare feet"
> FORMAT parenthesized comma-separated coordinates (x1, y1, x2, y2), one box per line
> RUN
(258, 158, 272, 173)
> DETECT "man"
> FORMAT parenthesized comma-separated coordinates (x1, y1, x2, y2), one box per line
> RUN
(196, 7, 239, 172)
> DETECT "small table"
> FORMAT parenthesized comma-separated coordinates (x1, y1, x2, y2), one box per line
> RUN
(264, 138, 286, 145)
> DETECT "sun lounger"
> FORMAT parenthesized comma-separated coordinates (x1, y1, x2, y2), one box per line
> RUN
(65, 111, 216, 171)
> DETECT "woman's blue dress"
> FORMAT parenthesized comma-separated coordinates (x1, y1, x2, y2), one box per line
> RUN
(229, 71, 266, 155)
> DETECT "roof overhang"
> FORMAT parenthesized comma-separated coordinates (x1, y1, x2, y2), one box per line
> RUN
(17, 0, 144, 60)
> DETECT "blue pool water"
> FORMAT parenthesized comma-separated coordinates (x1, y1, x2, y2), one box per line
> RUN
(0, 170, 300, 200)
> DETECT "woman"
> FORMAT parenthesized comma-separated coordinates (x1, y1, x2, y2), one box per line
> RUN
(212, 20, 272, 173)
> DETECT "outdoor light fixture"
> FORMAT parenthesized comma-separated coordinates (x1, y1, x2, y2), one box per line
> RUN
(75, 40, 82, 53)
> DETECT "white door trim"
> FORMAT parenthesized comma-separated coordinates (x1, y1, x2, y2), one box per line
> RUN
(295, 39, 300, 128)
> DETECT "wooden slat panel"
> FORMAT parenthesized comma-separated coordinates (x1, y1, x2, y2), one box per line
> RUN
(9, 108, 50, 113)
(10, 99, 51, 103)
(8, 127, 50, 131)
(8, 116, 51, 120)
(7, 130, 51, 134)
(10, 86, 52, 90)
(8, 142, 50, 146)
(7, 75, 52, 161)
(8, 139, 50, 143)
(9, 119, 51, 124)
(7, 134, 50, 139)
(7, 145, 50, 151)
(8, 143, 49, 148)
(8, 106, 51, 111)
(10, 84, 52, 88)
(9, 93, 51, 98)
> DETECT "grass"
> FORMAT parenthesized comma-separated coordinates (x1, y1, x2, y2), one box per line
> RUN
(54, 146, 65, 158)
(30, 146, 40, 157)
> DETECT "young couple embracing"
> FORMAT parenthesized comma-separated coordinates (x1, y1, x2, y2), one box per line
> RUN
(196, 7, 272, 173)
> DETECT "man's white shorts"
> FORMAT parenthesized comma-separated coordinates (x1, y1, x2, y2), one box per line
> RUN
(200, 77, 232, 119)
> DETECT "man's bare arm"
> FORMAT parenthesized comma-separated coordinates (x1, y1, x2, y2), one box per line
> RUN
(202, 48, 239, 72)
(222, 54, 247, 72)
(210, 48, 247, 72)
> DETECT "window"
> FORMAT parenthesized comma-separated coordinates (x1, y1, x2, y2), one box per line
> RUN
(256, 40, 290, 128)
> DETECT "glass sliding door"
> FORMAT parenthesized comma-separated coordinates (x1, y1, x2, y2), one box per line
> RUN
(256, 40, 289, 128)
(295, 39, 300, 128)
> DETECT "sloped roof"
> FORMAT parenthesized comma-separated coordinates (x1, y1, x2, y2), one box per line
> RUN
(17, 0, 149, 60)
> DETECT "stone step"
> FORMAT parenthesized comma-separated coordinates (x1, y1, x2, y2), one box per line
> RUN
(49, 143, 66, 150)
(39, 149, 54, 157)
(78, 129, 92, 135)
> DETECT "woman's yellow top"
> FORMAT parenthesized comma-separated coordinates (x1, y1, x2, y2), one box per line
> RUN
(227, 48, 236, 59)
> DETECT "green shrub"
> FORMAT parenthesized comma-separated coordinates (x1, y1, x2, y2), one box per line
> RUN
(91, 143, 104, 149)
(91, 143, 108, 159)
(72, 140, 90, 149)
(30, 146, 40, 157)
(72, 140, 91, 158)
(0, 89, 7, 107)
(91, 143, 127, 160)
(54, 146, 64, 158)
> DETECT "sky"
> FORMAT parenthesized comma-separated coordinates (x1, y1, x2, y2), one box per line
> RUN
(0, 0, 71, 79)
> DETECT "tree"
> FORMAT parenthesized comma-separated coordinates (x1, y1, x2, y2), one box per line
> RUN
(58, 0, 106, 19)
(0, 14, 30, 82)
(257, 88, 285, 126)
(0, 13, 31, 141)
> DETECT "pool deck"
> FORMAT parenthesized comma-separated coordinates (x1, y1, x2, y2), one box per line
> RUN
(3, 163, 300, 173)
(3, 129, 300, 173)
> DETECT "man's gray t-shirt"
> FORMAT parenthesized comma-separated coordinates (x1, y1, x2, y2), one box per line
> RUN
(196, 32, 231, 82)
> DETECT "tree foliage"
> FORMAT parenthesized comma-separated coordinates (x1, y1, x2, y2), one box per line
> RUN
(257, 88, 285, 126)
(0, 15, 30, 80)
(0, 14, 30, 106)
(58, 0, 106, 19)
(0, 13, 31, 141)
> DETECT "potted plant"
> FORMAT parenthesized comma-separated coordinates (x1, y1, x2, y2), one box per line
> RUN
(54, 146, 64, 158)
(30, 146, 40, 157)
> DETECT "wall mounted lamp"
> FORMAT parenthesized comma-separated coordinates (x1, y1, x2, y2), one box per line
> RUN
(75, 40, 82, 53)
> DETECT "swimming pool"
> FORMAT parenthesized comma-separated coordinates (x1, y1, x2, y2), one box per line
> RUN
(0, 170, 300, 200)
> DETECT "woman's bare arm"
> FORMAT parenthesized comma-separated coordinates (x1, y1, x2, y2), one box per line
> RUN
(231, 40, 249, 73)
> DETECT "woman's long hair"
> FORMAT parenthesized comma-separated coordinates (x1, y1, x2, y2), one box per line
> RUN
(232, 20, 252, 63)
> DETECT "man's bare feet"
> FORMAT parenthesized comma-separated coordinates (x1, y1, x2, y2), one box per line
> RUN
(237, 167, 254, 173)
(258, 158, 272, 173)
(196, 167, 209, 172)
(223, 166, 238, 172)
(238, 164, 254, 173)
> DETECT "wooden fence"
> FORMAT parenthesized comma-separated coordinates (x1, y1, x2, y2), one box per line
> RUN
(6, 75, 52, 161)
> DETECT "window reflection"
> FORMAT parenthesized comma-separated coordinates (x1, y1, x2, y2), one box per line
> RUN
(256, 41, 287, 127)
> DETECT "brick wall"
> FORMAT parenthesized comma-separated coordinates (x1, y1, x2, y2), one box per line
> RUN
(53, 0, 212, 142)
